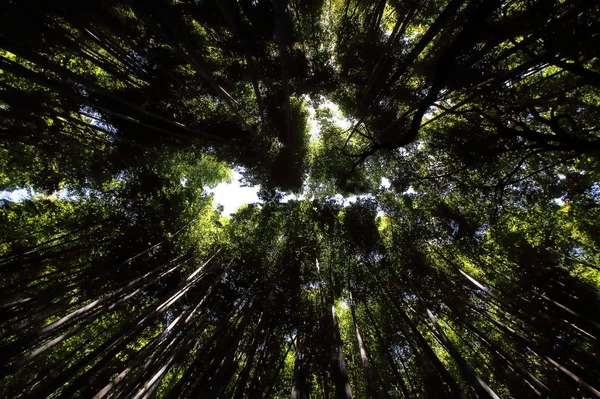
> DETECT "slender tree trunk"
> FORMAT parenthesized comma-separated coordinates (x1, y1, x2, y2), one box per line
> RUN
(349, 292, 382, 398)
(421, 303, 500, 399)
(363, 300, 412, 399)
(330, 304, 353, 399)
(378, 280, 467, 399)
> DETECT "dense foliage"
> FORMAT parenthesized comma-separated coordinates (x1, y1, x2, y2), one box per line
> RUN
(1, 0, 599, 397)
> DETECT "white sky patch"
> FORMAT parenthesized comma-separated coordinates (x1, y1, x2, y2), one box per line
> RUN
(53, 189, 79, 201)
(306, 101, 320, 141)
(341, 193, 387, 217)
(281, 192, 304, 203)
(322, 99, 353, 130)
(207, 170, 261, 216)
(553, 198, 565, 206)
(0, 187, 78, 202)
(346, 194, 376, 204)
(423, 106, 437, 121)
(396, 147, 410, 156)
(329, 193, 345, 204)
(0, 188, 30, 202)
(380, 177, 391, 189)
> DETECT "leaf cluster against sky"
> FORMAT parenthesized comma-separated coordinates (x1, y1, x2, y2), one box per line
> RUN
(1, 0, 600, 398)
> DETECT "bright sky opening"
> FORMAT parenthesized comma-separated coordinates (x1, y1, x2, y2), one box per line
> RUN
(207, 98, 360, 216)
(207, 169, 261, 216)
(0, 100, 389, 216)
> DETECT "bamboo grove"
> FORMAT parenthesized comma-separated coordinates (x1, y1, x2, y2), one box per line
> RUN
(1, 0, 599, 397)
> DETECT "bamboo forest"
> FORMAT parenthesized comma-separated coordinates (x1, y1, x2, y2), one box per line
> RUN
(1, 0, 600, 397)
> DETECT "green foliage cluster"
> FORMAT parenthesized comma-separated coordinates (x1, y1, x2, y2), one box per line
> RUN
(1, 0, 599, 398)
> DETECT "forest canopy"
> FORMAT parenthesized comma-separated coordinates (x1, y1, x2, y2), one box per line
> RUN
(1, 0, 600, 397)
